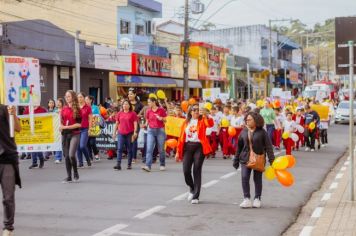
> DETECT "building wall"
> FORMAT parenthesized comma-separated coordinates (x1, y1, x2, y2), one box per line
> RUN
(154, 30, 181, 55)
(0, 0, 126, 46)
(191, 25, 278, 68)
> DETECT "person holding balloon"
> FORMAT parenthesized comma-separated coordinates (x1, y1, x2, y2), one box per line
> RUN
(282, 112, 297, 155)
(233, 112, 275, 208)
(304, 105, 320, 152)
(175, 104, 214, 204)
(292, 108, 305, 150)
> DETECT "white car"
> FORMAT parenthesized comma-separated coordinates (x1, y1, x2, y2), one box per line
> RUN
(334, 101, 356, 124)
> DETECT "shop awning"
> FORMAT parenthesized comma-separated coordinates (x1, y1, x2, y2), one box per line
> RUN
(117, 75, 176, 88)
(174, 79, 202, 88)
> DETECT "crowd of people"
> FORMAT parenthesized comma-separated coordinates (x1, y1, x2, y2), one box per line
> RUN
(0, 88, 337, 235)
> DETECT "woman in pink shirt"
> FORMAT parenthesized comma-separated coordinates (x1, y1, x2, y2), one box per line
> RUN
(142, 97, 167, 172)
(77, 92, 92, 168)
(113, 99, 138, 170)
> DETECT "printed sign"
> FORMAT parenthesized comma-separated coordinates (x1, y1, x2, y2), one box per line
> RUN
(217, 93, 230, 103)
(1, 56, 41, 106)
(133, 53, 171, 77)
(311, 105, 330, 120)
(165, 116, 185, 138)
(15, 113, 62, 152)
(202, 88, 221, 102)
(96, 121, 117, 150)
(88, 115, 102, 137)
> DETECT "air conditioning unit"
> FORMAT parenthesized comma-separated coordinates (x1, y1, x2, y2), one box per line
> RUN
(191, 0, 205, 14)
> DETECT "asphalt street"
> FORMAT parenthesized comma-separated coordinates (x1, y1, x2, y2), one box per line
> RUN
(6, 124, 348, 236)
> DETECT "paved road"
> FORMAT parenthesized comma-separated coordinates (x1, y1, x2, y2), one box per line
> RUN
(5, 124, 348, 236)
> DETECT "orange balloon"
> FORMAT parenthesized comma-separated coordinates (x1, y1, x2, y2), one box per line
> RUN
(166, 139, 178, 149)
(275, 169, 294, 187)
(286, 155, 296, 168)
(100, 107, 107, 116)
(274, 100, 281, 108)
(188, 98, 196, 105)
(181, 101, 189, 112)
(228, 126, 237, 137)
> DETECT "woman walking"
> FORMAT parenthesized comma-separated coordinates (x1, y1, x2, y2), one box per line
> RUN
(77, 92, 92, 168)
(112, 99, 138, 170)
(233, 112, 275, 208)
(60, 90, 82, 182)
(175, 105, 213, 204)
(142, 97, 167, 172)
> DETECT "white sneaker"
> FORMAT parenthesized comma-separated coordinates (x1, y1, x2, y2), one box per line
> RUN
(321, 144, 326, 148)
(305, 147, 310, 152)
(2, 229, 14, 236)
(187, 192, 194, 201)
(55, 160, 61, 164)
(253, 198, 261, 208)
(311, 149, 315, 152)
(191, 199, 199, 204)
(160, 166, 166, 171)
(239, 198, 252, 208)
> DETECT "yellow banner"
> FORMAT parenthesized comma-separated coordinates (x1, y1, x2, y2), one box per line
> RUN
(165, 116, 185, 138)
(311, 105, 329, 120)
(89, 115, 102, 137)
(15, 113, 62, 152)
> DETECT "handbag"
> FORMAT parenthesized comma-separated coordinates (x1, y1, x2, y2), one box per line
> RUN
(246, 130, 266, 172)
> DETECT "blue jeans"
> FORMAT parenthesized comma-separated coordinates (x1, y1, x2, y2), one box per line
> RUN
(145, 128, 166, 168)
(266, 124, 275, 145)
(77, 128, 91, 165)
(31, 152, 44, 165)
(55, 151, 62, 161)
(117, 133, 133, 166)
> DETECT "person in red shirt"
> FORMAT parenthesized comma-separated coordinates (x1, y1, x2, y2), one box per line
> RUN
(112, 99, 138, 170)
(60, 90, 82, 183)
(76, 92, 92, 168)
(24, 105, 47, 169)
(142, 97, 167, 172)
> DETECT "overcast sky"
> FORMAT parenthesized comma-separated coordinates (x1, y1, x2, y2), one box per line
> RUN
(157, 0, 356, 29)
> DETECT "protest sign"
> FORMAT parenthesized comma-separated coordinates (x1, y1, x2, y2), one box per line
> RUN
(165, 116, 185, 138)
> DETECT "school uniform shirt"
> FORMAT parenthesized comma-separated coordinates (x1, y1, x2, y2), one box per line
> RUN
(283, 120, 297, 133)
(61, 106, 82, 135)
(185, 119, 200, 143)
(146, 107, 167, 129)
(80, 104, 92, 129)
(320, 121, 329, 130)
(116, 111, 138, 135)
(230, 115, 244, 128)
(275, 114, 284, 129)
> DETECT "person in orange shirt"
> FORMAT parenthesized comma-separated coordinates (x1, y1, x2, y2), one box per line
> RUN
(176, 104, 213, 204)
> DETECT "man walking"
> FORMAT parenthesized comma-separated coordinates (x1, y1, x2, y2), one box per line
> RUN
(0, 104, 22, 236)
(304, 105, 320, 152)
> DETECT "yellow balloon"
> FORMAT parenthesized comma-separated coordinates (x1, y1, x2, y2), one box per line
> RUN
(282, 131, 290, 140)
(265, 166, 276, 180)
(272, 156, 289, 170)
(149, 93, 157, 99)
(156, 90, 166, 99)
(256, 100, 264, 108)
(204, 102, 213, 111)
(221, 118, 230, 128)
(309, 122, 316, 130)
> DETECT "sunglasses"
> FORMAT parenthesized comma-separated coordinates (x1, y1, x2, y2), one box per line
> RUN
(192, 108, 199, 112)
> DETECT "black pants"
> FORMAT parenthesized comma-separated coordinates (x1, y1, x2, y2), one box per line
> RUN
(241, 164, 262, 199)
(304, 128, 316, 149)
(0, 164, 15, 231)
(320, 129, 328, 144)
(87, 137, 99, 160)
(62, 134, 79, 178)
(183, 142, 205, 200)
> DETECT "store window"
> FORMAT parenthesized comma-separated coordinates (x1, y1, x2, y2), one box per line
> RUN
(120, 20, 131, 34)
(135, 24, 144, 36)
(145, 21, 152, 35)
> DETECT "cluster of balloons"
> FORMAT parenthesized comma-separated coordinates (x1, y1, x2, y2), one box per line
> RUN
(180, 98, 197, 112)
(282, 131, 299, 142)
(265, 155, 296, 187)
(149, 90, 167, 100)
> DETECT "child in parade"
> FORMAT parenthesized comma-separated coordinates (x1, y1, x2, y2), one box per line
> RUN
(219, 105, 232, 159)
(273, 108, 283, 150)
(283, 112, 297, 155)
(293, 108, 305, 150)
(207, 106, 220, 159)
(230, 106, 245, 154)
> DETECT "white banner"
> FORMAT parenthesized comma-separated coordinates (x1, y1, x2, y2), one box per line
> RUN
(94, 45, 131, 72)
(202, 88, 221, 101)
(2, 56, 41, 106)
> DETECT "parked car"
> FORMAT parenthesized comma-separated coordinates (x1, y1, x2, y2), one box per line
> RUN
(334, 101, 356, 124)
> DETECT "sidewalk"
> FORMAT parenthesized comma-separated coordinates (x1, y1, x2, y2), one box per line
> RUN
(285, 148, 356, 236)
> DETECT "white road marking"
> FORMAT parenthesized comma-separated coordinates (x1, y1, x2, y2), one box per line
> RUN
(117, 231, 167, 236)
(329, 182, 338, 190)
(299, 226, 314, 236)
(92, 224, 128, 236)
(335, 173, 344, 179)
(311, 207, 324, 218)
(134, 206, 166, 220)
(344, 161, 350, 166)
(220, 172, 237, 180)
(321, 193, 331, 201)
(202, 180, 219, 188)
(172, 192, 188, 201)
(341, 166, 347, 171)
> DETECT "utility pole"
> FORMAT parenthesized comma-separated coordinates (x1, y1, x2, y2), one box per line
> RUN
(247, 63, 251, 100)
(75, 30, 81, 92)
(183, 0, 190, 100)
(348, 40, 354, 201)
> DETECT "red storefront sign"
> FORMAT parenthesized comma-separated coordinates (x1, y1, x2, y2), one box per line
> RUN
(115, 54, 171, 77)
